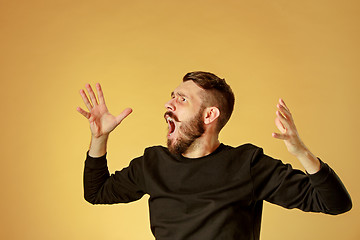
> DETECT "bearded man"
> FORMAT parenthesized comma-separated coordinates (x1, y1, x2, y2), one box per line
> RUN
(77, 71, 351, 240)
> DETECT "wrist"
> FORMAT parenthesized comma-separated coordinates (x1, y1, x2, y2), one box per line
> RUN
(91, 134, 109, 143)
(89, 134, 109, 158)
(295, 148, 321, 174)
(292, 144, 309, 158)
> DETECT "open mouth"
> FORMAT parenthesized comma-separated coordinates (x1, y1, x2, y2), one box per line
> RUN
(166, 117, 176, 136)
(164, 111, 180, 137)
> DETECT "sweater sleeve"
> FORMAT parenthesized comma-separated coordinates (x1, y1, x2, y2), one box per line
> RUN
(250, 148, 352, 215)
(83, 152, 146, 204)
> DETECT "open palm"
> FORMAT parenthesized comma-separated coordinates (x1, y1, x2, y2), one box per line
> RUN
(77, 83, 132, 138)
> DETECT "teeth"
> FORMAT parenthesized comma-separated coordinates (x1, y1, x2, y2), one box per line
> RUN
(167, 117, 175, 124)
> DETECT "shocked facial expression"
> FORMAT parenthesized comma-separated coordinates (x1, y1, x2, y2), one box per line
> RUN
(164, 81, 206, 155)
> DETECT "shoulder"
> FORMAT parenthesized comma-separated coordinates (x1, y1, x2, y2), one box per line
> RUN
(144, 145, 169, 154)
(222, 143, 263, 157)
(212, 143, 266, 168)
(142, 145, 173, 161)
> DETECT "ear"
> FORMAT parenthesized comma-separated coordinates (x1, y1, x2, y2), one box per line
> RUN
(204, 107, 220, 125)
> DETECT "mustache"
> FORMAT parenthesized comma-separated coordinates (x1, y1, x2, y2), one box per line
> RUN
(164, 111, 180, 122)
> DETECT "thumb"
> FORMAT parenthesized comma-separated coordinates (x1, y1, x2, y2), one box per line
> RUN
(115, 108, 133, 125)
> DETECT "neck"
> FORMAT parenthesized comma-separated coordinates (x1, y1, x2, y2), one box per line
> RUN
(181, 133, 220, 159)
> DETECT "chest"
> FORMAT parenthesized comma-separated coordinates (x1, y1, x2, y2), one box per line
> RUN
(144, 155, 253, 199)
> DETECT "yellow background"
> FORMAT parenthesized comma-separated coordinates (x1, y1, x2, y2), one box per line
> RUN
(1, 0, 359, 239)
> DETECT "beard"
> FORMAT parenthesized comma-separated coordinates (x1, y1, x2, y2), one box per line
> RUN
(167, 107, 205, 155)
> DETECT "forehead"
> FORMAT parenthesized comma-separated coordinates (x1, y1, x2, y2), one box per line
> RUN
(172, 81, 204, 100)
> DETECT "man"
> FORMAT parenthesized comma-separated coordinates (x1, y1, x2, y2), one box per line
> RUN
(77, 71, 351, 240)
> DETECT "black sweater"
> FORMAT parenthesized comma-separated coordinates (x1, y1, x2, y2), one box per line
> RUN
(84, 143, 352, 240)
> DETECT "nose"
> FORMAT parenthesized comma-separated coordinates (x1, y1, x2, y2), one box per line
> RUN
(165, 98, 176, 111)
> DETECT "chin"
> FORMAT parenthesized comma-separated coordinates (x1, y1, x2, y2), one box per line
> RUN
(167, 138, 176, 154)
(167, 136, 192, 155)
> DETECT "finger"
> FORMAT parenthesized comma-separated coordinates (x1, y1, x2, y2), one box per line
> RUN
(276, 110, 291, 129)
(279, 98, 290, 113)
(115, 108, 133, 125)
(77, 107, 91, 119)
(79, 89, 93, 111)
(96, 83, 106, 105)
(277, 103, 291, 120)
(85, 84, 99, 106)
(272, 132, 288, 140)
(275, 117, 286, 133)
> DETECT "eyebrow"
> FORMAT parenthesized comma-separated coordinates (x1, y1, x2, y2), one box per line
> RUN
(171, 91, 190, 99)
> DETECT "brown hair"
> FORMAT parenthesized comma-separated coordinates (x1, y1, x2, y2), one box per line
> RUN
(183, 71, 235, 132)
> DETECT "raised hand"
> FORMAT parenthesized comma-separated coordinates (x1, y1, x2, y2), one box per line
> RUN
(77, 83, 132, 138)
(272, 99, 306, 157)
(272, 99, 320, 173)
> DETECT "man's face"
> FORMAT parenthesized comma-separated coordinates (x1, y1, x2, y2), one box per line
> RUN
(164, 81, 206, 155)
